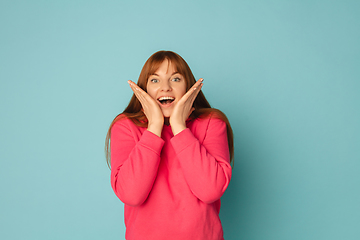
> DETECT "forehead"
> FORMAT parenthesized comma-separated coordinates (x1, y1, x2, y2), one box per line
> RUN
(150, 59, 179, 76)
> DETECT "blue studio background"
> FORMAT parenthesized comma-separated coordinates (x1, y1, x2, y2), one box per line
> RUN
(1, 0, 359, 239)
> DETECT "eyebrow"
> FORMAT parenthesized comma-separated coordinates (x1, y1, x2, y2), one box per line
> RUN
(151, 71, 179, 77)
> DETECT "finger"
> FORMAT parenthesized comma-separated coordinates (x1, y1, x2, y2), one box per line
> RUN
(128, 80, 140, 96)
(175, 87, 201, 119)
(128, 80, 144, 94)
(188, 78, 204, 97)
(186, 79, 203, 103)
(179, 79, 203, 104)
(127, 80, 138, 89)
(194, 78, 204, 89)
(191, 78, 204, 91)
(128, 80, 155, 103)
(128, 80, 148, 106)
(128, 82, 141, 99)
(128, 80, 148, 100)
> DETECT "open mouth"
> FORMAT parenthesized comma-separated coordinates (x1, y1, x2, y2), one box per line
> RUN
(158, 96, 175, 105)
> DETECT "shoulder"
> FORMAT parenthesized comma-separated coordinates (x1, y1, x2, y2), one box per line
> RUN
(111, 115, 143, 134)
(187, 112, 227, 141)
(112, 114, 131, 128)
(191, 111, 227, 128)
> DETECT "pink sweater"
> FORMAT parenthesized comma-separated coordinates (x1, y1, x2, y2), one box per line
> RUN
(110, 115, 232, 240)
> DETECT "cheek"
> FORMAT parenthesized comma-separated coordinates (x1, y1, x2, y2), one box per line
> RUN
(180, 86, 187, 97)
(180, 90, 186, 98)
(176, 82, 187, 97)
(146, 85, 157, 99)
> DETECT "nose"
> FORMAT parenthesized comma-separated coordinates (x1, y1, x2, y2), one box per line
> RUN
(160, 80, 172, 92)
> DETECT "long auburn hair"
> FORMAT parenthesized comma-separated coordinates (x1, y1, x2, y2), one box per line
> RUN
(105, 51, 234, 168)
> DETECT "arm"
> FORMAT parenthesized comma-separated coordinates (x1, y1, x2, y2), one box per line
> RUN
(110, 119, 164, 206)
(170, 117, 232, 203)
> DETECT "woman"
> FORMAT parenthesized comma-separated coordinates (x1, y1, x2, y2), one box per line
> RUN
(105, 51, 234, 240)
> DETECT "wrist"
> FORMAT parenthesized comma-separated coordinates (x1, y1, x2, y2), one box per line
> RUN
(170, 123, 186, 136)
(147, 121, 163, 137)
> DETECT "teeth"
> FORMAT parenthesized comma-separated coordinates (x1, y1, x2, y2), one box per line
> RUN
(158, 96, 175, 101)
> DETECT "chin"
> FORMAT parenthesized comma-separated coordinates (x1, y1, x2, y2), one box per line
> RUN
(161, 111, 172, 118)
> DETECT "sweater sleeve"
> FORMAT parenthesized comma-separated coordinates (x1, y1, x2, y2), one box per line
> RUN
(170, 117, 232, 203)
(110, 119, 164, 206)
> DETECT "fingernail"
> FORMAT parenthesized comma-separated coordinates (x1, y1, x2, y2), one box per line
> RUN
(127, 80, 131, 84)
(200, 78, 204, 82)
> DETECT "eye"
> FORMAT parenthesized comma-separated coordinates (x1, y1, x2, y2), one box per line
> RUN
(172, 77, 181, 82)
(150, 79, 159, 83)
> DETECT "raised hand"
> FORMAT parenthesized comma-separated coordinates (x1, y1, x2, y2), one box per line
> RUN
(128, 80, 164, 137)
(170, 78, 203, 135)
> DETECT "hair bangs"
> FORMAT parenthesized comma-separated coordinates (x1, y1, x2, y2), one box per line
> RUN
(139, 51, 193, 90)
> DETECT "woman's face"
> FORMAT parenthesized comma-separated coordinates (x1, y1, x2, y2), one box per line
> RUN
(146, 59, 187, 118)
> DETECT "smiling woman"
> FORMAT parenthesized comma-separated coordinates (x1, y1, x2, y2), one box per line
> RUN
(105, 50, 234, 240)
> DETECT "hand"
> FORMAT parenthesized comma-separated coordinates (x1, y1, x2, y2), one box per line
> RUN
(170, 78, 203, 135)
(128, 80, 164, 137)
